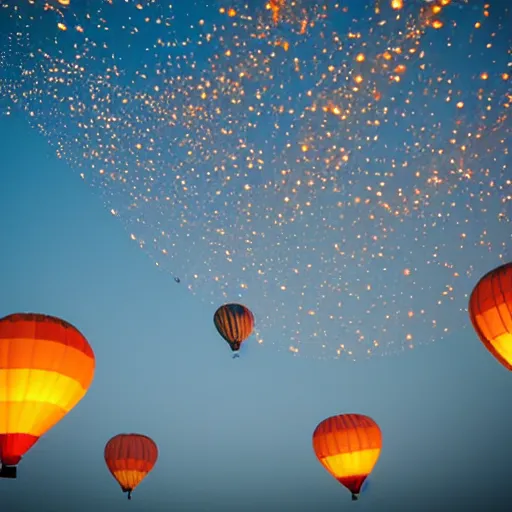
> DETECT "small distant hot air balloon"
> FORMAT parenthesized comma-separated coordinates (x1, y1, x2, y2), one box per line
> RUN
(312, 414, 382, 501)
(104, 433, 158, 500)
(0, 313, 95, 478)
(469, 262, 512, 370)
(213, 303, 254, 358)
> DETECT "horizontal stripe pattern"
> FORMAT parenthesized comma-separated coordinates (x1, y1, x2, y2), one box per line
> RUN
(0, 313, 95, 466)
(0, 338, 95, 389)
(313, 414, 382, 496)
(0, 313, 94, 358)
(105, 434, 158, 493)
(213, 304, 254, 350)
(469, 263, 512, 370)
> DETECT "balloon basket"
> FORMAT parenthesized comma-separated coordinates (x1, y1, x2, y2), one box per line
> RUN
(0, 465, 17, 479)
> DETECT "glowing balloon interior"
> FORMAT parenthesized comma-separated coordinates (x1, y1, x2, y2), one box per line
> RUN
(0, 313, 95, 478)
(469, 262, 512, 371)
(312, 414, 382, 501)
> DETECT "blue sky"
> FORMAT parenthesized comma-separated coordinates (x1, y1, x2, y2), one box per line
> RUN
(1, 111, 512, 511)
(1, 1, 512, 510)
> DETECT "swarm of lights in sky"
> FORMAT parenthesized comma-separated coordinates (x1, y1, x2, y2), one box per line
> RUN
(0, 0, 510, 360)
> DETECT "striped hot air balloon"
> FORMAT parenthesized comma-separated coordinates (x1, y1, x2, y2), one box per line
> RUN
(469, 262, 512, 371)
(213, 303, 254, 357)
(0, 313, 95, 478)
(312, 414, 382, 501)
(104, 433, 158, 500)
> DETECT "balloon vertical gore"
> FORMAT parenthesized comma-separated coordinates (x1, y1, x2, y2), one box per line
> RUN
(213, 303, 254, 354)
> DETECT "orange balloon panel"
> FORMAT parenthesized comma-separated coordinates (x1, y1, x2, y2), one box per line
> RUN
(312, 414, 382, 500)
(213, 303, 254, 352)
(469, 262, 512, 370)
(104, 434, 158, 500)
(0, 313, 95, 468)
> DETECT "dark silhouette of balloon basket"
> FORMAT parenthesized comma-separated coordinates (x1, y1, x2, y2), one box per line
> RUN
(0, 464, 17, 479)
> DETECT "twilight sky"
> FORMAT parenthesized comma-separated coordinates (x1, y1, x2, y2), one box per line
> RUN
(0, 1, 511, 511)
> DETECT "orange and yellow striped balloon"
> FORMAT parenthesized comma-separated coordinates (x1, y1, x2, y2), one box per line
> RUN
(213, 303, 254, 353)
(312, 414, 382, 501)
(0, 312, 95, 478)
(104, 433, 158, 500)
(469, 262, 512, 371)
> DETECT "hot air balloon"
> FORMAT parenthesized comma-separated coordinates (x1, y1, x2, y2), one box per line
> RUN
(0, 312, 95, 478)
(104, 433, 158, 500)
(213, 303, 254, 358)
(469, 262, 512, 370)
(312, 414, 382, 501)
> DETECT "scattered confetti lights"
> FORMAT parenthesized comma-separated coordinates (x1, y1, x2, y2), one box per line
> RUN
(0, 0, 510, 360)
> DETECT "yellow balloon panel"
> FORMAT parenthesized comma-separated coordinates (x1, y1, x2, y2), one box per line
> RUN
(0, 401, 66, 436)
(0, 369, 86, 435)
(113, 469, 149, 491)
(475, 305, 512, 341)
(319, 448, 381, 479)
(487, 332, 512, 367)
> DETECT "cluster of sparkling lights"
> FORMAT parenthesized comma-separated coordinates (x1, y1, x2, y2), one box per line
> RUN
(0, 0, 510, 360)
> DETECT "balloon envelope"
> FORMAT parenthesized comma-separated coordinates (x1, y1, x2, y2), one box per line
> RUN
(469, 262, 512, 370)
(0, 313, 95, 478)
(312, 414, 382, 500)
(104, 433, 158, 500)
(213, 303, 254, 352)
